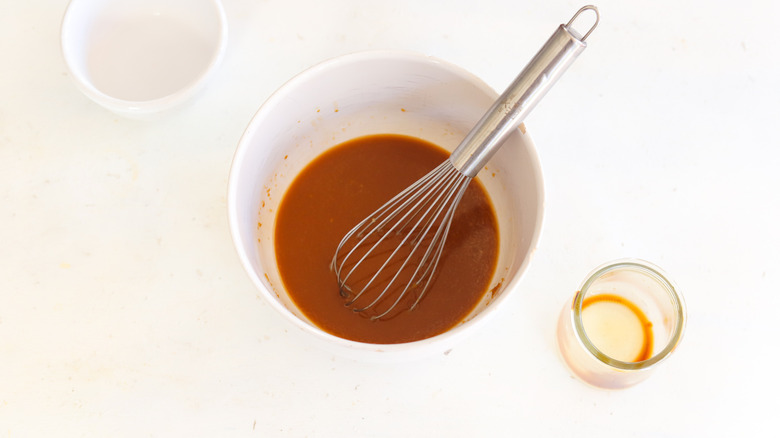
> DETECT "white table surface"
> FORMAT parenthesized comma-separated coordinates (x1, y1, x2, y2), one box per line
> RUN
(2, 0, 778, 436)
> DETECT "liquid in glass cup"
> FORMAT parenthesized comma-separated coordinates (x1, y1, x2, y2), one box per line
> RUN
(557, 259, 686, 389)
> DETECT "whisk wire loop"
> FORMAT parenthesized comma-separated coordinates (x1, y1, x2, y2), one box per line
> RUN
(332, 160, 473, 319)
(356, 165, 470, 319)
(409, 176, 471, 310)
(331, 161, 450, 293)
(331, 160, 449, 283)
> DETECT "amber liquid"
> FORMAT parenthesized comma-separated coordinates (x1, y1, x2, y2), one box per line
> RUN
(273, 134, 499, 344)
(581, 294, 654, 362)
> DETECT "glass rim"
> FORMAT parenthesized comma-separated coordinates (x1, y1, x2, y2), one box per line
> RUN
(571, 258, 686, 371)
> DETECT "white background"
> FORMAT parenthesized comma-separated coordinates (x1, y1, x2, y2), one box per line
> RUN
(2, 0, 778, 436)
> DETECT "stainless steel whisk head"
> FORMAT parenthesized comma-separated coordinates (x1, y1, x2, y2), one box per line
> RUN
(331, 160, 471, 320)
(331, 5, 599, 319)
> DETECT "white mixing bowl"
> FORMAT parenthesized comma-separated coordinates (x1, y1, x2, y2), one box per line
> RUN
(228, 51, 544, 361)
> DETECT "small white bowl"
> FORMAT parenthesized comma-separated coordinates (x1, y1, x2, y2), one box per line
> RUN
(61, 0, 227, 118)
(228, 51, 545, 361)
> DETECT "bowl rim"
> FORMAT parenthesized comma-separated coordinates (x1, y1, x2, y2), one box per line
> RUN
(60, 0, 228, 116)
(227, 49, 545, 358)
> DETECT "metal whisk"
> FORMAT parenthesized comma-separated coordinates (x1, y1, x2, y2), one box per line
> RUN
(331, 6, 599, 320)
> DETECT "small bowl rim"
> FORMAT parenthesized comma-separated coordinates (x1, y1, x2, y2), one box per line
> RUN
(60, 0, 228, 116)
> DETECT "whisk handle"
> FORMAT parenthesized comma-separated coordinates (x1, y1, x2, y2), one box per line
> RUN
(450, 5, 599, 178)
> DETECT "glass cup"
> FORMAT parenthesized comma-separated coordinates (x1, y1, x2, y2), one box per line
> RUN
(557, 259, 686, 389)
